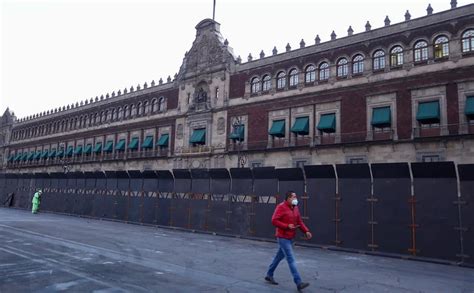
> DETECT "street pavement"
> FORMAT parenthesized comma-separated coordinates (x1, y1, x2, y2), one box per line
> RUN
(0, 207, 473, 292)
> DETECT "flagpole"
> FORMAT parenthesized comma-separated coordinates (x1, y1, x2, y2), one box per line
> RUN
(213, 0, 216, 20)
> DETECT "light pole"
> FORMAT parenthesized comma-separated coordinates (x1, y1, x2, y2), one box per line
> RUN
(232, 117, 247, 168)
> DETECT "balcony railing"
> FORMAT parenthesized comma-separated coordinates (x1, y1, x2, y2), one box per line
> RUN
(6, 123, 474, 169)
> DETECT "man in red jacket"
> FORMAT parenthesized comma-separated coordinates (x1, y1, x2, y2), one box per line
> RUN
(265, 191, 312, 291)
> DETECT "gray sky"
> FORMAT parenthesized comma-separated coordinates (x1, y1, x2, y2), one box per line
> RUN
(1, 0, 458, 119)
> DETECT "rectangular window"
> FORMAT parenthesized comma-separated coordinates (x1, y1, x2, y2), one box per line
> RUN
(251, 162, 262, 168)
(347, 156, 367, 164)
(422, 155, 440, 162)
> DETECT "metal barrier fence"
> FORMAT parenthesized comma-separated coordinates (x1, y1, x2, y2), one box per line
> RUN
(0, 162, 473, 267)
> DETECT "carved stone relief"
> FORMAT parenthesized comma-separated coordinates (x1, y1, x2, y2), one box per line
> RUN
(176, 124, 183, 139)
(217, 117, 225, 134)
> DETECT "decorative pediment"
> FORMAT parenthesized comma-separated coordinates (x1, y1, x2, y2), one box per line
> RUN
(177, 19, 236, 79)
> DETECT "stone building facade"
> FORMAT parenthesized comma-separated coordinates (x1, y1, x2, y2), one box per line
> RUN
(2, 3, 474, 173)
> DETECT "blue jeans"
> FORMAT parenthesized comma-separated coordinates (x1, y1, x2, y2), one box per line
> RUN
(266, 237, 302, 285)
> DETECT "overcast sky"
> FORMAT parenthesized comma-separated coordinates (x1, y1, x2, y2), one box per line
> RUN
(1, 0, 460, 119)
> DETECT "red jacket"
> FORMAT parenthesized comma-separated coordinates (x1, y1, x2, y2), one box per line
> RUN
(271, 201, 309, 239)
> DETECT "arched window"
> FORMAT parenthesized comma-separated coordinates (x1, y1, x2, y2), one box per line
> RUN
(373, 50, 385, 70)
(276, 71, 286, 89)
(390, 46, 403, 67)
(262, 75, 271, 91)
(336, 58, 348, 77)
(144, 101, 150, 114)
(414, 40, 428, 62)
(304, 65, 316, 83)
(289, 68, 299, 87)
(94, 113, 98, 124)
(319, 62, 329, 80)
(118, 107, 123, 119)
(130, 104, 136, 116)
(151, 99, 158, 113)
(123, 106, 129, 118)
(251, 77, 260, 93)
(462, 29, 474, 53)
(137, 102, 142, 115)
(158, 97, 165, 112)
(352, 55, 364, 74)
(434, 36, 449, 58)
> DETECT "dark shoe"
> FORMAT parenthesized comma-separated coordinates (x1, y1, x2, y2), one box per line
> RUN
(297, 282, 309, 291)
(264, 276, 278, 285)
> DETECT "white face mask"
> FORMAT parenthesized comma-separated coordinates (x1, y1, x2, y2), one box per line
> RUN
(291, 199, 298, 206)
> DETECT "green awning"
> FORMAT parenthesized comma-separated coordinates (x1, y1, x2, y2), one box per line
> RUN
(48, 149, 56, 158)
(93, 142, 102, 153)
(74, 145, 83, 155)
(27, 152, 35, 160)
(56, 149, 65, 158)
(21, 153, 29, 161)
(317, 113, 336, 133)
(466, 96, 474, 118)
(157, 134, 169, 147)
(83, 144, 92, 154)
(33, 151, 42, 160)
(128, 137, 139, 150)
(142, 136, 154, 149)
(40, 150, 49, 159)
(269, 120, 286, 137)
(371, 106, 391, 127)
(189, 129, 206, 144)
(8, 154, 15, 162)
(104, 141, 114, 152)
(66, 146, 74, 157)
(416, 101, 440, 123)
(291, 117, 309, 135)
(14, 153, 22, 161)
(229, 125, 245, 141)
(115, 139, 126, 151)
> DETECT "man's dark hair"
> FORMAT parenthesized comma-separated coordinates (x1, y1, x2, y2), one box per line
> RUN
(285, 191, 295, 200)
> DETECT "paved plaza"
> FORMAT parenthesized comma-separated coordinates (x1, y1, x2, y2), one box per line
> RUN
(0, 208, 473, 292)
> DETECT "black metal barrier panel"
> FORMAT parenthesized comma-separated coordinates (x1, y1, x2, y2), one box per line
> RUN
(304, 165, 336, 246)
(65, 172, 81, 214)
(252, 167, 278, 239)
(128, 170, 144, 223)
(210, 169, 231, 195)
(191, 169, 210, 194)
(2, 174, 17, 207)
(114, 171, 130, 222)
(336, 164, 371, 251)
(276, 168, 305, 196)
(173, 169, 191, 193)
(15, 174, 31, 209)
(93, 172, 108, 219)
(253, 167, 277, 197)
(458, 164, 474, 267)
(157, 170, 174, 193)
(81, 172, 97, 217)
(142, 171, 159, 225)
(371, 163, 412, 255)
(0, 174, 5, 204)
(58, 172, 69, 213)
(207, 197, 228, 233)
(230, 168, 253, 195)
(411, 162, 459, 261)
(74, 172, 86, 215)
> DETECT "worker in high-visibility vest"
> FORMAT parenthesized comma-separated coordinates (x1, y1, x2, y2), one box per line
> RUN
(32, 189, 42, 214)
